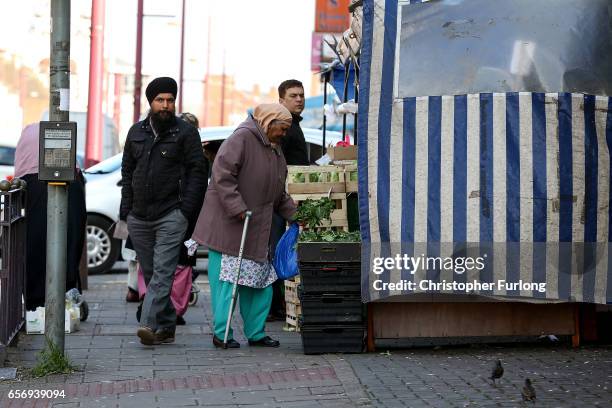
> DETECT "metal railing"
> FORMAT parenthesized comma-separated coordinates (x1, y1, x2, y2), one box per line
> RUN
(0, 189, 27, 347)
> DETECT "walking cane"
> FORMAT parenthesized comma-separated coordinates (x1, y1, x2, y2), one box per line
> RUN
(223, 210, 252, 349)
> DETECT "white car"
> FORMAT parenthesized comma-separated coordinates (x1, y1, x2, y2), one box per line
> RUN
(0, 145, 16, 181)
(84, 126, 343, 274)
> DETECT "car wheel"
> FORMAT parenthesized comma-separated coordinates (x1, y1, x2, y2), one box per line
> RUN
(87, 214, 120, 274)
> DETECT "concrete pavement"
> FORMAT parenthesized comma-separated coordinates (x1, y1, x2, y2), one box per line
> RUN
(0, 272, 611, 407)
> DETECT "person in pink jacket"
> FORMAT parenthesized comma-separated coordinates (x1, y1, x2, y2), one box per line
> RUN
(192, 103, 297, 348)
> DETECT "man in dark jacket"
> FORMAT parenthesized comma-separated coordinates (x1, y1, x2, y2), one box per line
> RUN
(120, 77, 207, 345)
(266, 79, 309, 321)
(278, 79, 309, 166)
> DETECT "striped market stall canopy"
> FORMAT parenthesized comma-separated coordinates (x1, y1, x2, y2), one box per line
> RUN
(358, 0, 612, 304)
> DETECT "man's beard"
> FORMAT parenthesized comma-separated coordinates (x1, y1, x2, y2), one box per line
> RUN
(149, 110, 176, 134)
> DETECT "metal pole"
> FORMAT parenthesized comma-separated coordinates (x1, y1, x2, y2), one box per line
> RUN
(113, 73, 123, 130)
(202, 13, 211, 126)
(47, 0, 71, 353)
(353, 65, 359, 145)
(341, 63, 350, 140)
(223, 211, 252, 348)
(220, 50, 226, 126)
(178, 0, 186, 112)
(322, 71, 329, 154)
(19, 65, 27, 109)
(85, 0, 105, 168)
(133, 0, 144, 123)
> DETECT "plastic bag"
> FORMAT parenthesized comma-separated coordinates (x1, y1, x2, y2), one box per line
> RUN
(273, 223, 300, 280)
(65, 288, 83, 306)
(137, 263, 193, 316)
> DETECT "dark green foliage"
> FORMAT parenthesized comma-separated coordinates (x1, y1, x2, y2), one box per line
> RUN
(294, 197, 360, 242)
(294, 198, 336, 230)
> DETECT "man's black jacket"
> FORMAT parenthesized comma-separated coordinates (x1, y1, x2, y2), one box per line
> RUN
(280, 114, 309, 165)
(120, 117, 207, 223)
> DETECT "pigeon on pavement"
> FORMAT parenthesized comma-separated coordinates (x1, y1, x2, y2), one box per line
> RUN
(490, 359, 504, 386)
(521, 378, 536, 403)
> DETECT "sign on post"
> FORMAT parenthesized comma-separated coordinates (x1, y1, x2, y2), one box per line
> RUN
(38, 121, 77, 182)
(315, 0, 350, 33)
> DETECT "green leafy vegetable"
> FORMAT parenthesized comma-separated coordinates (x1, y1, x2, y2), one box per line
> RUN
(293, 197, 360, 242)
(292, 173, 305, 183)
(309, 173, 321, 182)
(294, 197, 335, 230)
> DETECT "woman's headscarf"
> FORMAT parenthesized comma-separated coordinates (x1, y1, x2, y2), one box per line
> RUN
(14, 123, 40, 178)
(253, 103, 292, 134)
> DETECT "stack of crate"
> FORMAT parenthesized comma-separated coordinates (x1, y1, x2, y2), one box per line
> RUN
(284, 164, 361, 341)
(284, 164, 356, 332)
(297, 243, 364, 354)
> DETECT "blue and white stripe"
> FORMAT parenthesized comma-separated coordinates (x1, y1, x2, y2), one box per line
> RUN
(358, 0, 612, 304)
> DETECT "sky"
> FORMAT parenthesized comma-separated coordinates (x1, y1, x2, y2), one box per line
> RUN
(106, 0, 316, 90)
(0, 0, 316, 89)
(0, 0, 318, 142)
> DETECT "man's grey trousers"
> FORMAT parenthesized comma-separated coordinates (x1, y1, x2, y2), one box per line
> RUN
(127, 209, 188, 331)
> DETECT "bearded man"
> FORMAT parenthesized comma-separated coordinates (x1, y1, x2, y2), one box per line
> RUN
(120, 77, 207, 345)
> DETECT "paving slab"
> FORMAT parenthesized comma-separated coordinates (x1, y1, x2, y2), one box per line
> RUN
(1, 273, 611, 407)
(0, 274, 362, 408)
(0, 368, 17, 380)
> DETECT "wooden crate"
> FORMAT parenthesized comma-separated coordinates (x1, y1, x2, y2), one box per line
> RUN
(284, 278, 300, 304)
(284, 276, 302, 331)
(327, 146, 357, 161)
(286, 302, 302, 331)
(292, 192, 349, 231)
(287, 165, 346, 195)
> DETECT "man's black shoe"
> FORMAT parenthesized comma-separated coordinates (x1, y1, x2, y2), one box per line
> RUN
(248, 336, 280, 347)
(156, 328, 175, 344)
(213, 335, 240, 348)
(176, 315, 186, 325)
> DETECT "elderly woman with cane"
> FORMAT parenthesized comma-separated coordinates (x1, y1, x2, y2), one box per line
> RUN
(192, 103, 297, 348)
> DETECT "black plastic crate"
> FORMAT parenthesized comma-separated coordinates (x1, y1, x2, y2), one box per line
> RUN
(297, 242, 360, 263)
(298, 294, 364, 325)
(300, 325, 365, 354)
(298, 263, 361, 294)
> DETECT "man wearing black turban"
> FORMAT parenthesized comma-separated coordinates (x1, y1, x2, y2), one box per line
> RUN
(120, 76, 208, 346)
(145, 77, 178, 134)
